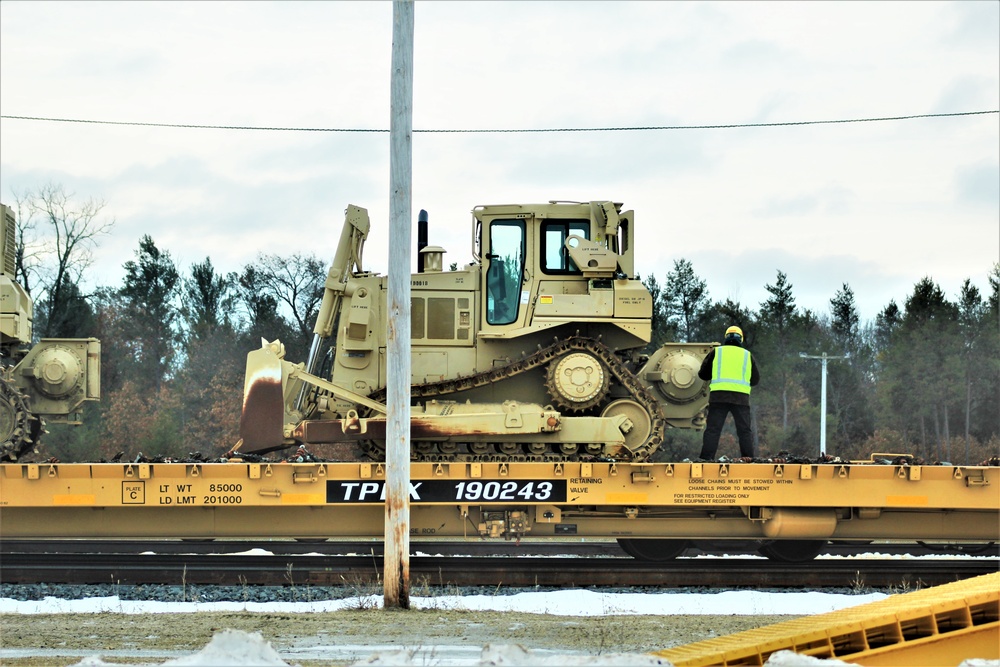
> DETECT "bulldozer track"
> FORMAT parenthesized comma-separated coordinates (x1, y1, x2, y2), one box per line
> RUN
(0, 372, 43, 463)
(360, 335, 665, 463)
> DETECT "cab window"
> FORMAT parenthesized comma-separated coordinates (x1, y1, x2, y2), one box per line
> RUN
(541, 220, 589, 274)
(486, 220, 525, 325)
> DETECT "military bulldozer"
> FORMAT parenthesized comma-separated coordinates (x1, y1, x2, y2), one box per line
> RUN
(239, 201, 713, 462)
(0, 203, 101, 461)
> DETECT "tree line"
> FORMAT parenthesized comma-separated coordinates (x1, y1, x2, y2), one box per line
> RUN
(644, 259, 999, 465)
(10, 185, 1000, 464)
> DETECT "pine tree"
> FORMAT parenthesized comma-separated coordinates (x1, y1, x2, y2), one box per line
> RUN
(956, 279, 985, 463)
(119, 236, 181, 394)
(641, 273, 672, 351)
(662, 259, 709, 343)
(756, 271, 808, 451)
(880, 278, 961, 459)
(182, 258, 237, 343)
(825, 284, 875, 449)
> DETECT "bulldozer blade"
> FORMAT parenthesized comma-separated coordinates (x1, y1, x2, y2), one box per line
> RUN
(239, 346, 286, 449)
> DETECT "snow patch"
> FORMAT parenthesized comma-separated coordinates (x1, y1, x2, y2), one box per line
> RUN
(164, 630, 289, 666)
(1, 589, 888, 616)
(68, 630, 291, 667)
(764, 650, 850, 665)
(228, 548, 275, 556)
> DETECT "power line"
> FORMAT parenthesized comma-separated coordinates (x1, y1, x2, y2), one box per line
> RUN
(1, 110, 997, 133)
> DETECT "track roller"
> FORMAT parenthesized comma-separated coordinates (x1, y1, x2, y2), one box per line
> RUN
(601, 399, 652, 453)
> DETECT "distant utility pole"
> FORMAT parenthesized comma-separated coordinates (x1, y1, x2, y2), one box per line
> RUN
(799, 352, 849, 456)
(385, 0, 414, 609)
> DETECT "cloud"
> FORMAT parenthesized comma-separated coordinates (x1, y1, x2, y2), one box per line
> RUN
(752, 185, 855, 218)
(668, 248, 901, 321)
(955, 162, 1000, 207)
(932, 77, 1000, 113)
(945, 1, 1000, 47)
(1, 0, 996, 328)
(721, 39, 795, 71)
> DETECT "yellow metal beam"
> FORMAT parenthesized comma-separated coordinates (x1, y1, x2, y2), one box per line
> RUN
(655, 571, 1000, 666)
(2, 461, 996, 509)
(1, 461, 996, 541)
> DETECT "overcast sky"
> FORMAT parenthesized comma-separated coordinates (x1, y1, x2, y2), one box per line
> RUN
(1, 0, 997, 324)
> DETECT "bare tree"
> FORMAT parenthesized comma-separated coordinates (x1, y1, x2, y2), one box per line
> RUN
(11, 183, 114, 337)
(254, 252, 327, 359)
(8, 195, 44, 294)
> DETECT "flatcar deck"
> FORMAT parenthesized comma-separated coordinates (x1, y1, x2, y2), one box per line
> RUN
(1, 461, 996, 544)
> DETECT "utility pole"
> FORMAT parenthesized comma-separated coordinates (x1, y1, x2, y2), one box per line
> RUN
(385, 0, 414, 609)
(799, 352, 849, 456)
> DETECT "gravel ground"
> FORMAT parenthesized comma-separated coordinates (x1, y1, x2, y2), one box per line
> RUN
(0, 584, 796, 666)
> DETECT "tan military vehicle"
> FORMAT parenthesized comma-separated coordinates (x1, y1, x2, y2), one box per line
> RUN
(240, 201, 713, 462)
(0, 203, 101, 461)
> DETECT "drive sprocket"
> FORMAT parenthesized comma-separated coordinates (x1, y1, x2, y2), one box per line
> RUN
(0, 373, 44, 462)
(544, 351, 610, 412)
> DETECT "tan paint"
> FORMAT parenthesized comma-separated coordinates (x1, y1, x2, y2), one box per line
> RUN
(239, 201, 720, 463)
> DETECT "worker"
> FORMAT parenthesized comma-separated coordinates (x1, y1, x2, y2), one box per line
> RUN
(697, 325, 760, 460)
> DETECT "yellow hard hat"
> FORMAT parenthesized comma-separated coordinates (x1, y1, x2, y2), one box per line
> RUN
(725, 325, 743, 339)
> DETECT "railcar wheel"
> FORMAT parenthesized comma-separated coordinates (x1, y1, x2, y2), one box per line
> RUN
(917, 540, 997, 555)
(757, 539, 826, 562)
(954, 542, 997, 555)
(617, 538, 690, 561)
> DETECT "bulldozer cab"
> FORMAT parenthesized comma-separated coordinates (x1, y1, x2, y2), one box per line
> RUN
(474, 201, 642, 340)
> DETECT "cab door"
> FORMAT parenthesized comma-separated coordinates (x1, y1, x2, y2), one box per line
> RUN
(482, 218, 526, 330)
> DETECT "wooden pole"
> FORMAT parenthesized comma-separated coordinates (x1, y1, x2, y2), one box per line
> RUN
(384, 0, 414, 609)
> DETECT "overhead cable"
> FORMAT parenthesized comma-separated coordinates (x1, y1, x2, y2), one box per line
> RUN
(0, 110, 997, 133)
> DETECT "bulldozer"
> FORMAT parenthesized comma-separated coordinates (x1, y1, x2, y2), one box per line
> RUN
(239, 201, 713, 462)
(0, 203, 101, 461)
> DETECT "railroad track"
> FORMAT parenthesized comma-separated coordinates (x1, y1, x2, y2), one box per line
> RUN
(3, 538, 996, 557)
(2, 541, 996, 589)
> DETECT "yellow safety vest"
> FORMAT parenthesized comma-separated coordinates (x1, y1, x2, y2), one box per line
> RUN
(710, 345, 752, 394)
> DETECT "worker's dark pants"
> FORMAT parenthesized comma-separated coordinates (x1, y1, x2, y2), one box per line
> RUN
(700, 402, 754, 460)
